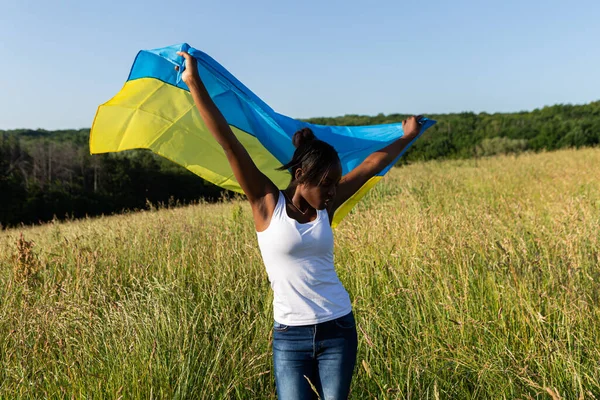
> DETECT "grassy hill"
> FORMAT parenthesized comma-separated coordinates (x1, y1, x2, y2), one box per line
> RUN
(1, 148, 599, 398)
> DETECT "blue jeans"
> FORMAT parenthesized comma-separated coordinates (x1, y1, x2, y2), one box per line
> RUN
(272, 311, 358, 400)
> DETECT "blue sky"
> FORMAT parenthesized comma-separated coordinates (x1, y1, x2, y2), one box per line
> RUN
(1, 0, 599, 129)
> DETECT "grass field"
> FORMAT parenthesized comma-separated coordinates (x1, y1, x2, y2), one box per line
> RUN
(1, 148, 600, 399)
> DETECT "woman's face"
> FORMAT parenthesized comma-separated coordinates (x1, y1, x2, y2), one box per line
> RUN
(298, 161, 342, 210)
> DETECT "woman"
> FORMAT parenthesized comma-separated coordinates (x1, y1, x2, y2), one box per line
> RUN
(176, 51, 422, 399)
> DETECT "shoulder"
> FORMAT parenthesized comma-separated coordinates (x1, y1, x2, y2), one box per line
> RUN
(325, 202, 336, 226)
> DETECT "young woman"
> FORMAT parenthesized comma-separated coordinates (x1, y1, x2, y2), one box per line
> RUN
(176, 51, 422, 400)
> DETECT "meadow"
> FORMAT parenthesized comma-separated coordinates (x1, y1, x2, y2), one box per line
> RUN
(1, 148, 599, 399)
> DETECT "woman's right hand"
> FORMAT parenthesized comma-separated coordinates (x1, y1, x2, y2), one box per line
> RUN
(175, 51, 200, 85)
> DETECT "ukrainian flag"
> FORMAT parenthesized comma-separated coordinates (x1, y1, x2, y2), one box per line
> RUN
(90, 43, 435, 227)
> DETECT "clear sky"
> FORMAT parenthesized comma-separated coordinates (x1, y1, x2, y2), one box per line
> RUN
(1, 0, 599, 130)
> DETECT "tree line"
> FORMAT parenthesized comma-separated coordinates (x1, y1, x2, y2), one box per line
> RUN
(308, 101, 600, 162)
(2, 100, 599, 227)
(1, 130, 222, 227)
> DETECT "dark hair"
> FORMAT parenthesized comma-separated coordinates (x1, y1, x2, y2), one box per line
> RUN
(277, 128, 340, 185)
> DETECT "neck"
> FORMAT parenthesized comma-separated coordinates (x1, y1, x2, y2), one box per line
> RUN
(284, 186, 313, 215)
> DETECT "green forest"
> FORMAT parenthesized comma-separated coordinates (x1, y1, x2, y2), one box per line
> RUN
(2, 100, 599, 227)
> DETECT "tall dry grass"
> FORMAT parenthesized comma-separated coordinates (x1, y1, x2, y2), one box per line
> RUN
(1, 148, 599, 399)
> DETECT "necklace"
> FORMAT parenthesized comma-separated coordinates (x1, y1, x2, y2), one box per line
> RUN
(283, 191, 310, 215)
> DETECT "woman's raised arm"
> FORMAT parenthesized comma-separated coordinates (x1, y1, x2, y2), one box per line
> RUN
(176, 51, 279, 207)
(329, 116, 423, 214)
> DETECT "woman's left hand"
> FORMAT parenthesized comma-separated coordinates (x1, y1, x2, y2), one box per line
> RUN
(402, 115, 423, 141)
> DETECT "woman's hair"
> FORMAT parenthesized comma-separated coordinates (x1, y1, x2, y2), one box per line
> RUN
(277, 128, 340, 186)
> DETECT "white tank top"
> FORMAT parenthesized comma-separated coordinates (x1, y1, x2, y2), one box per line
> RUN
(256, 191, 352, 325)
